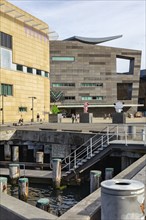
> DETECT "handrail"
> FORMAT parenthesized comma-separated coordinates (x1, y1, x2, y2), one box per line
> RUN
(62, 124, 146, 175)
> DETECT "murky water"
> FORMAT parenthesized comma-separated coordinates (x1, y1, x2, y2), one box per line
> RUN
(8, 182, 90, 216)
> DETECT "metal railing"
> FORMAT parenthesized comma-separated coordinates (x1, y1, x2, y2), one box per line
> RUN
(62, 124, 146, 174)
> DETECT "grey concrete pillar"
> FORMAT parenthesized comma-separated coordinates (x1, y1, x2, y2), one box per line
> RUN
(101, 179, 145, 220)
(12, 146, 19, 162)
(0, 177, 7, 194)
(18, 178, 29, 202)
(36, 198, 50, 212)
(105, 168, 114, 180)
(52, 159, 62, 188)
(4, 144, 11, 161)
(128, 125, 136, 139)
(90, 170, 102, 193)
(9, 164, 20, 185)
(121, 156, 129, 170)
(36, 151, 44, 169)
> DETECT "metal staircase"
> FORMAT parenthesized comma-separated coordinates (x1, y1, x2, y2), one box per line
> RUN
(61, 126, 117, 179)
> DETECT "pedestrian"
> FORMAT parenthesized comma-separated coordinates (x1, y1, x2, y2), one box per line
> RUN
(75, 114, 79, 123)
(37, 113, 40, 122)
(71, 113, 75, 123)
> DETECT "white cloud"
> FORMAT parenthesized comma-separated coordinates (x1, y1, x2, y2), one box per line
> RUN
(8, 0, 146, 69)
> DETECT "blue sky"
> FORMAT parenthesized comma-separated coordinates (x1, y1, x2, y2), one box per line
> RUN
(8, 0, 146, 70)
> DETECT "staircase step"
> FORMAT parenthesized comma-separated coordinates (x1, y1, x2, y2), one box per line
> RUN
(77, 162, 83, 165)
(82, 159, 87, 162)
(94, 150, 99, 154)
(66, 171, 71, 174)
(87, 156, 91, 159)
(98, 148, 103, 150)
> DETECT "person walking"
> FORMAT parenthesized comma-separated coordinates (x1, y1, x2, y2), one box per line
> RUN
(71, 113, 75, 123)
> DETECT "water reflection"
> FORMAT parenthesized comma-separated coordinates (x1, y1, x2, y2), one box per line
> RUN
(8, 182, 89, 216)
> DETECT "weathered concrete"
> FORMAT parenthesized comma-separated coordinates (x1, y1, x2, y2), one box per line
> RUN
(0, 192, 57, 220)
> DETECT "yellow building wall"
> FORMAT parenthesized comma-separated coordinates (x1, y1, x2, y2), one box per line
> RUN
(0, 69, 50, 123)
(0, 1, 50, 123)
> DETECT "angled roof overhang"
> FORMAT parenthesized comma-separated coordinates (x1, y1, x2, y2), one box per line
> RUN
(64, 35, 122, 44)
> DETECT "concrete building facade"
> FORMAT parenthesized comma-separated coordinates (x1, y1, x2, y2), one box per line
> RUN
(50, 37, 142, 117)
(0, 0, 50, 124)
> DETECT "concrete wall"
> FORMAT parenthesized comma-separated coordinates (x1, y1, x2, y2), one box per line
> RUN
(0, 192, 57, 220)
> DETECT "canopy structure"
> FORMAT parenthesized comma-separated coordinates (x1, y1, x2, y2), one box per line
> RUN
(64, 35, 122, 44)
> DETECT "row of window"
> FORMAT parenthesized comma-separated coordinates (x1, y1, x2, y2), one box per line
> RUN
(52, 83, 103, 87)
(16, 64, 49, 77)
(64, 96, 104, 101)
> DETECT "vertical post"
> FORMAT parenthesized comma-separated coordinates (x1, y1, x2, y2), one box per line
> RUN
(52, 159, 62, 189)
(18, 178, 29, 202)
(9, 164, 20, 185)
(36, 151, 44, 169)
(90, 138, 92, 157)
(105, 168, 114, 180)
(1, 95, 7, 125)
(116, 125, 119, 140)
(36, 198, 50, 212)
(125, 125, 128, 146)
(28, 96, 37, 122)
(4, 143, 11, 161)
(101, 136, 103, 147)
(107, 126, 109, 145)
(74, 150, 77, 168)
(12, 146, 19, 162)
(90, 170, 102, 193)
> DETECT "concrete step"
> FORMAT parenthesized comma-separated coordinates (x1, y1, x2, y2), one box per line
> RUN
(94, 150, 99, 154)
(77, 162, 83, 165)
(98, 148, 103, 151)
(66, 171, 71, 174)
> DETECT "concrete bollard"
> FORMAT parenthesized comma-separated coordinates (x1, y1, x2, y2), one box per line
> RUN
(4, 144, 11, 161)
(9, 164, 20, 185)
(101, 179, 145, 220)
(18, 178, 29, 202)
(0, 177, 7, 194)
(105, 168, 114, 180)
(36, 198, 50, 212)
(52, 159, 62, 188)
(36, 151, 44, 169)
(90, 170, 102, 193)
(12, 146, 19, 162)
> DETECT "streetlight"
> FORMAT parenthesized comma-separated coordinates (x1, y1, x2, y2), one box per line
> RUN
(28, 97, 37, 122)
(0, 94, 7, 124)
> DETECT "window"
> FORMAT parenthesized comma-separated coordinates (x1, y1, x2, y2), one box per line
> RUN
(36, 69, 41, 75)
(52, 83, 75, 87)
(51, 56, 75, 61)
(27, 67, 33, 73)
(0, 84, 13, 96)
(81, 96, 103, 101)
(45, 72, 49, 77)
(17, 64, 23, 71)
(64, 96, 75, 100)
(81, 83, 103, 87)
(117, 83, 132, 100)
(0, 32, 12, 49)
(19, 107, 27, 112)
(116, 55, 134, 75)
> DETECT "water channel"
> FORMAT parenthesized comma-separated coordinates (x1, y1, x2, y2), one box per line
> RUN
(8, 182, 90, 216)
